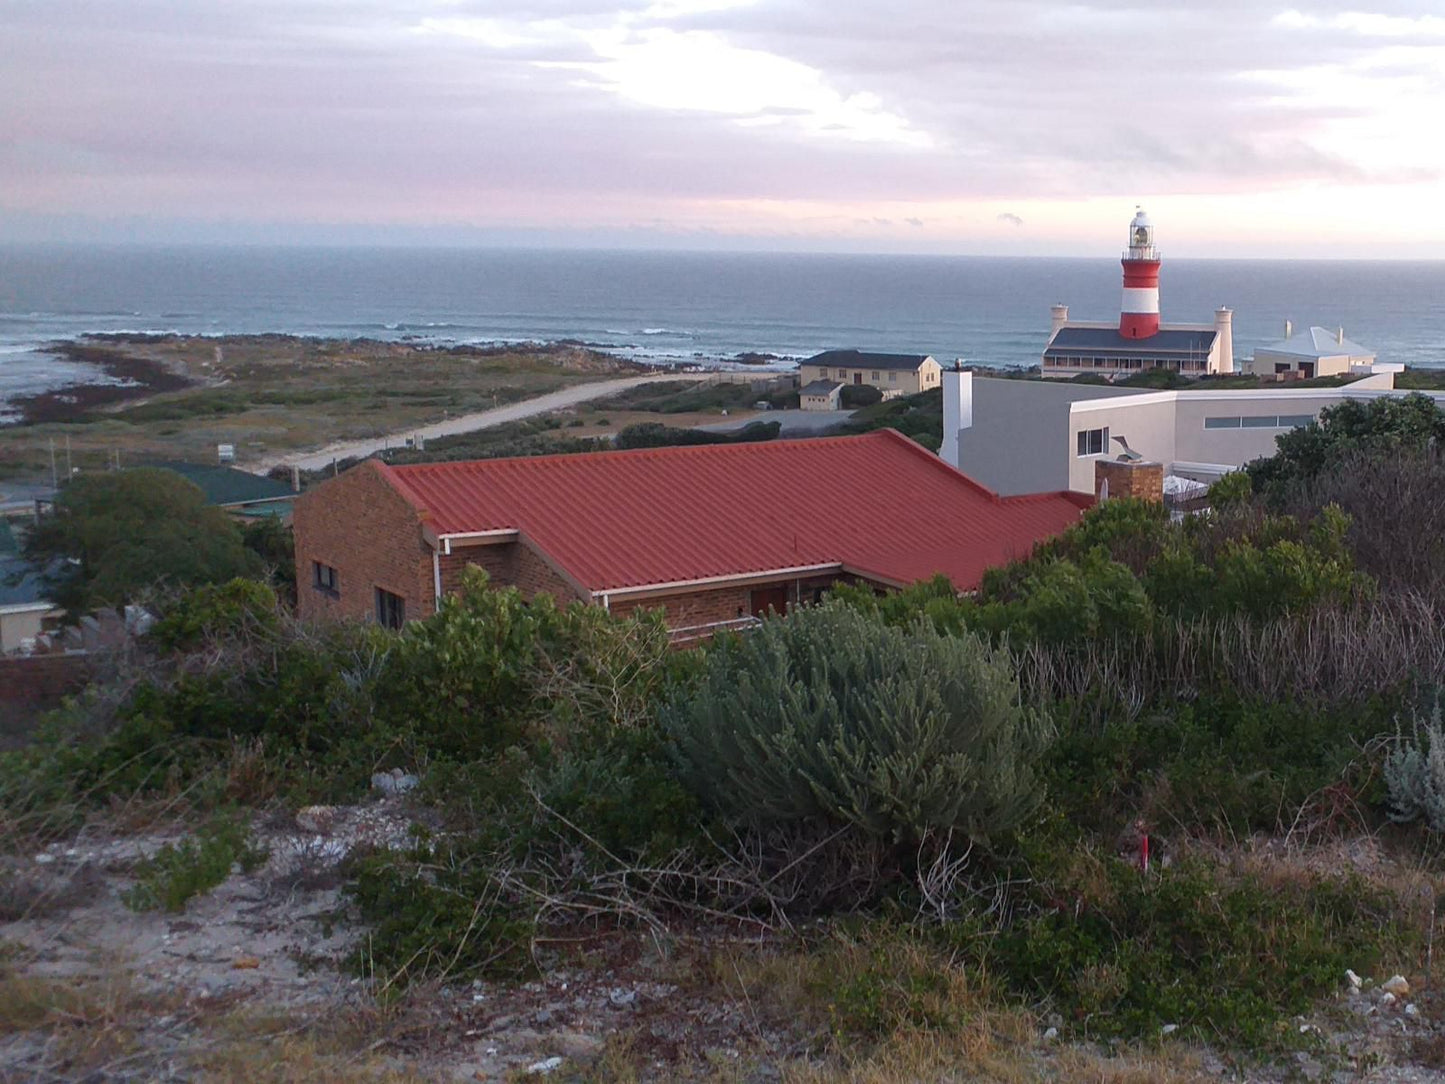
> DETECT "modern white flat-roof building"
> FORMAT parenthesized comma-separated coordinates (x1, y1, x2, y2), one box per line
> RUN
(940, 367, 1443, 496)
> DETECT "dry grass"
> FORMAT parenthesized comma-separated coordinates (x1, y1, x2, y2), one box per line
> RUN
(0, 955, 184, 1076)
(0, 950, 434, 1083)
(193, 1006, 436, 1083)
(781, 1033, 1215, 1084)
(0, 335, 636, 480)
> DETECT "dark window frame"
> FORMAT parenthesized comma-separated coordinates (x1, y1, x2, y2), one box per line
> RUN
(375, 587, 405, 629)
(1076, 426, 1109, 457)
(312, 560, 339, 597)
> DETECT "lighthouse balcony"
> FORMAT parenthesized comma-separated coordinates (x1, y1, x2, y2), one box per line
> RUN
(1121, 245, 1160, 261)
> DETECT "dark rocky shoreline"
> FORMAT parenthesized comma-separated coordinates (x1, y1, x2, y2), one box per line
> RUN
(9, 342, 194, 426)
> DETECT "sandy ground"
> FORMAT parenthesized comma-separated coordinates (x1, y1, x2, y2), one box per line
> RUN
(5, 806, 1444, 1083)
(250, 374, 705, 473)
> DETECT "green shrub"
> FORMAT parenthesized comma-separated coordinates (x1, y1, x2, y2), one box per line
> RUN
(1249, 393, 1445, 498)
(1208, 470, 1253, 509)
(1045, 693, 1394, 835)
(840, 388, 942, 450)
(974, 551, 1154, 646)
(378, 568, 673, 764)
(839, 383, 883, 408)
(122, 813, 267, 912)
(976, 844, 1414, 1048)
(148, 578, 281, 653)
(666, 601, 1048, 846)
(348, 837, 536, 984)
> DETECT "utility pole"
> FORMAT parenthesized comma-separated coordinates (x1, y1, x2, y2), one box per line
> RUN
(65, 435, 73, 478)
(49, 439, 57, 489)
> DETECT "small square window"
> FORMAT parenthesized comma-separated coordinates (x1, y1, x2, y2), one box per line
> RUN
(871, 371, 880, 381)
(888, 371, 897, 383)
(375, 587, 405, 629)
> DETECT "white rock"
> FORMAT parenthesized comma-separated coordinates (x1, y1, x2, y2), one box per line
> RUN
(1161, 1023, 1179, 1036)
(1042, 1027, 1059, 1042)
(33, 853, 55, 865)
(608, 988, 637, 1009)
(1383, 975, 1411, 998)
(1345, 969, 1363, 990)
(371, 768, 420, 795)
(1406, 1003, 1421, 1017)
(296, 805, 339, 833)
(1382, 992, 1397, 1008)
(526, 1057, 564, 1075)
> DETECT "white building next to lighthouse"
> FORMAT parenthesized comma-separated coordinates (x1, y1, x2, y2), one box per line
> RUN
(1042, 209, 1234, 381)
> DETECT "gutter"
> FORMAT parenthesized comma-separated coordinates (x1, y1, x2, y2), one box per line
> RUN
(433, 529, 519, 556)
(595, 563, 843, 602)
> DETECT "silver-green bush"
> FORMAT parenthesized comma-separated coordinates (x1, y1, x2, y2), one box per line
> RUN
(665, 601, 1049, 846)
(1385, 694, 1445, 831)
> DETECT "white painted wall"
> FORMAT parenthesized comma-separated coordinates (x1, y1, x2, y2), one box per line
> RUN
(940, 368, 973, 466)
(1, 606, 50, 654)
(1067, 396, 1179, 492)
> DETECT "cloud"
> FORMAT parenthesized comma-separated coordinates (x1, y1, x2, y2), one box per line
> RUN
(996, 212, 1024, 227)
(0, 0, 1442, 251)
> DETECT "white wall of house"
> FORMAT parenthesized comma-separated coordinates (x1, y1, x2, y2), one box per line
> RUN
(1066, 396, 1179, 493)
(946, 378, 1445, 496)
(1, 605, 52, 653)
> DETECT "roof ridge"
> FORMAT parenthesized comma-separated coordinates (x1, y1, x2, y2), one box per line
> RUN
(388, 430, 892, 476)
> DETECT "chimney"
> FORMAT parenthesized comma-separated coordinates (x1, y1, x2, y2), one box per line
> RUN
(1214, 307, 1234, 373)
(1050, 304, 1069, 339)
(939, 364, 974, 469)
(1285, 319, 1292, 339)
(1094, 458, 1164, 503)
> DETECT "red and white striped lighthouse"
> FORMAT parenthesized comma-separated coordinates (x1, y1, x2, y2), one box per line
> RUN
(1119, 208, 1161, 340)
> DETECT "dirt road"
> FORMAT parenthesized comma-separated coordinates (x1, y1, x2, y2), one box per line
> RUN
(248, 372, 700, 474)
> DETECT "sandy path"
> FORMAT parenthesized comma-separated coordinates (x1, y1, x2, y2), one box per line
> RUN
(247, 373, 702, 474)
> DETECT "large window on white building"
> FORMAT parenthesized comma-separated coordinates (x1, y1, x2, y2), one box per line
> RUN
(1204, 415, 1316, 430)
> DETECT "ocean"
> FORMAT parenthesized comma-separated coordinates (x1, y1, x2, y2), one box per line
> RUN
(1, 245, 1442, 406)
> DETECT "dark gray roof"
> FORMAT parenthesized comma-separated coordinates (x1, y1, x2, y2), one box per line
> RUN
(799, 379, 844, 396)
(148, 462, 295, 507)
(1044, 327, 1217, 358)
(0, 557, 51, 609)
(808, 349, 933, 372)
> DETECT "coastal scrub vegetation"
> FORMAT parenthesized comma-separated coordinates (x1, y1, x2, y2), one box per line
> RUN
(7, 396, 1445, 1074)
(20, 467, 263, 619)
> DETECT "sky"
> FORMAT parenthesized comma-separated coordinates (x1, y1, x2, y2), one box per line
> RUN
(1, 0, 1442, 257)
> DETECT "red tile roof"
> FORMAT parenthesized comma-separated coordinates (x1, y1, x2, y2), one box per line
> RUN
(378, 430, 1090, 595)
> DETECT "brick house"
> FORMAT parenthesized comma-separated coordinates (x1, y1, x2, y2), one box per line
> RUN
(293, 430, 1091, 641)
